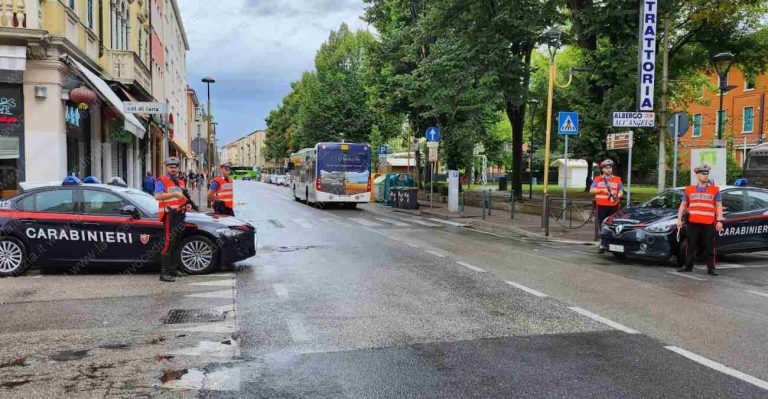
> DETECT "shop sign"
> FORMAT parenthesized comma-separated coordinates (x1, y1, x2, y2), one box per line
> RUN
(0, 85, 23, 135)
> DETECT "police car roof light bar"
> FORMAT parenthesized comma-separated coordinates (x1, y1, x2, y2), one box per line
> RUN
(62, 176, 83, 186)
(83, 176, 102, 184)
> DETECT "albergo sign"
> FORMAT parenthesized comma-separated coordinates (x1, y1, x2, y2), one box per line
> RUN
(637, 0, 657, 111)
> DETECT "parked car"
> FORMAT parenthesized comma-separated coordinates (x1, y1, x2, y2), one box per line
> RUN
(600, 186, 768, 265)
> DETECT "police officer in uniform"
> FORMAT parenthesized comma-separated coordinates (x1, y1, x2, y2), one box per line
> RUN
(591, 159, 624, 252)
(208, 162, 235, 216)
(154, 157, 189, 282)
(676, 164, 723, 276)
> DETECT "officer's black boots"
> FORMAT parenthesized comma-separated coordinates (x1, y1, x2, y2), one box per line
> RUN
(677, 266, 693, 272)
(160, 273, 176, 282)
(708, 269, 718, 276)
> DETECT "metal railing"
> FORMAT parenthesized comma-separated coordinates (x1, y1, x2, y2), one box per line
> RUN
(542, 194, 597, 238)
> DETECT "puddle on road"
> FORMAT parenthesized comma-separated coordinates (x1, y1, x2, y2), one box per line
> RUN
(50, 350, 90, 362)
(99, 343, 131, 350)
(1, 380, 31, 389)
(0, 358, 27, 368)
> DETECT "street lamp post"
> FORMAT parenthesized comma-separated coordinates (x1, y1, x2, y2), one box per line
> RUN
(202, 76, 215, 175)
(527, 98, 539, 200)
(542, 28, 561, 200)
(711, 52, 735, 141)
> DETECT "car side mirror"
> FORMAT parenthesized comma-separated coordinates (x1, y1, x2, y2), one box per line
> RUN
(119, 205, 141, 219)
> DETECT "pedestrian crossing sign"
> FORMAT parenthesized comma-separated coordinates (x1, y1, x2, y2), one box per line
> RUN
(558, 112, 579, 136)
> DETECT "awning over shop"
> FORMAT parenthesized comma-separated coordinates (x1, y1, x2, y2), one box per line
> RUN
(171, 136, 192, 159)
(67, 58, 146, 139)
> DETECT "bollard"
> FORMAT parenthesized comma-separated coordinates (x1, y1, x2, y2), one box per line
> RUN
(482, 191, 487, 220)
(487, 190, 492, 216)
(593, 199, 599, 241)
(544, 194, 550, 237)
(510, 190, 515, 219)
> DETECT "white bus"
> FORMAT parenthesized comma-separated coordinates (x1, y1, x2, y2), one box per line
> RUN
(289, 143, 371, 208)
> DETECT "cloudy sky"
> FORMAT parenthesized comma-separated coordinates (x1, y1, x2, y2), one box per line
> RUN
(178, 0, 370, 145)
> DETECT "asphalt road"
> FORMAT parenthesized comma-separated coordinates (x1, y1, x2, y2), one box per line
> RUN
(1, 180, 768, 397)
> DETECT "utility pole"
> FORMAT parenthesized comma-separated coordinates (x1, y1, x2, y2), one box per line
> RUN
(657, 14, 669, 191)
(202, 77, 216, 175)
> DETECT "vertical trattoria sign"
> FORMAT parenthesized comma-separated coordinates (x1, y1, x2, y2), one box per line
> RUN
(637, 0, 657, 111)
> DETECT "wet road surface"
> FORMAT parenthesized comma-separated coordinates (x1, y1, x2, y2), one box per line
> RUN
(1, 180, 768, 397)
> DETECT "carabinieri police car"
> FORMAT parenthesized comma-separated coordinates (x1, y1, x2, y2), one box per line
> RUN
(0, 177, 256, 277)
(600, 185, 768, 266)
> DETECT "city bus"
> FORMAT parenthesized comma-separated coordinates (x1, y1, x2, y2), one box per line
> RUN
(289, 143, 371, 208)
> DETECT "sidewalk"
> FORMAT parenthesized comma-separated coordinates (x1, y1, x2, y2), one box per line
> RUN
(375, 200, 598, 245)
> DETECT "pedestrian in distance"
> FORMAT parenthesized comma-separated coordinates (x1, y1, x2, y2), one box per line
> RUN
(208, 162, 235, 216)
(142, 171, 155, 195)
(154, 157, 192, 282)
(591, 159, 624, 253)
(676, 164, 723, 276)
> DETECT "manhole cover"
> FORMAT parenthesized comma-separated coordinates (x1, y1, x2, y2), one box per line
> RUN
(163, 309, 226, 325)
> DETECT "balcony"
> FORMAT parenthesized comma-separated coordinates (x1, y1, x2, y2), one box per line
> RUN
(105, 50, 151, 95)
(0, 0, 41, 29)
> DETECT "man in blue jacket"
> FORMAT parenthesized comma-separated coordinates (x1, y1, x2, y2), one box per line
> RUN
(142, 171, 156, 195)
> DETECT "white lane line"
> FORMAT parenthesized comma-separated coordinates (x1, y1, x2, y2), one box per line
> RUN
(505, 281, 548, 298)
(697, 263, 768, 270)
(409, 218, 441, 227)
(206, 273, 236, 278)
(273, 283, 289, 299)
(291, 218, 313, 229)
(287, 318, 309, 342)
(568, 307, 638, 334)
(573, 250, 595, 256)
(185, 289, 236, 299)
(349, 217, 382, 227)
(457, 261, 486, 273)
(374, 217, 412, 227)
(665, 346, 768, 391)
(188, 279, 235, 287)
(668, 271, 708, 282)
(321, 217, 350, 227)
(425, 250, 446, 258)
(406, 242, 421, 249)
(170, 320, 236, 334)
(746, 290, 768, 299)
(425, 218, 468, 227)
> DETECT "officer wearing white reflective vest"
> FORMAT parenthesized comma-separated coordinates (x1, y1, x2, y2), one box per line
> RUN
(676, 164, 723, 276)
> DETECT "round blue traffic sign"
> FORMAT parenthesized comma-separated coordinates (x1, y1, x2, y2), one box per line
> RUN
(426, 127, 440, 142)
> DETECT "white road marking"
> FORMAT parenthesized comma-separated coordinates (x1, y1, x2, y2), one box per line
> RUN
(457, 261, 486, 273)
(668, 271, 708, 281)
(350, 217, 382, 227)
(410, 218, 441, 227)
(665, 346, 768, 391)
(406, 242, 421, 249)
(374, 217, 412, 227)
(573, 250, 595, 256)
(425, 250, 446, 258)
(426, 218, 468, 227)
(273, 284, 289, 299)
(171, 321, 236, 334)
(746, 290, 768, 299)
(291, 218, 313, 228)
(169, 340, 239, 358)
(206, 273, 236, 278)
(185, 289, 235, 299)
(505, 281, 548, 298)
(568, 307, 639, 334)
(287, 318, 309, 342)
(320, 217, 350, 227)
(188, 279, 235, 287)
(697, 263, 768, 270)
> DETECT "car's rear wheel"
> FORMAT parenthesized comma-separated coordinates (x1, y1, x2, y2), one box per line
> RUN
(0, 237, 27, 277)
(178, 235, 217, 275)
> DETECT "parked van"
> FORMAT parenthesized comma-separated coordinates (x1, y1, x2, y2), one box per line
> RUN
(745, 142, 768, 188)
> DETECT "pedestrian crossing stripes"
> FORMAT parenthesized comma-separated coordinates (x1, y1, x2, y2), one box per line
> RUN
(409, 218, 441, 227)
(260, 215, 450, 230)
(374, 217, 411, 227)
(349, 217, 383, 227)
(291, 218, 313, 228)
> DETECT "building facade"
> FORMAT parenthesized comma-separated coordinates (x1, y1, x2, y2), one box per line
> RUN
(221, 130, 269, 168)
(679, 66, 766, 167)
(149, 0, 189, 176)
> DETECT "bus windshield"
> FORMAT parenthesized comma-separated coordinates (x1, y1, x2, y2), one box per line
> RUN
(317, 144, 371, 195)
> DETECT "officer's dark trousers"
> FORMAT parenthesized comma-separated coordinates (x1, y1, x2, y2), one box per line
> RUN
(685, 222, 716, 270)
(213, 200, 235, 216)
(161, 208, 185, 276)
(597, 205, 619, 227)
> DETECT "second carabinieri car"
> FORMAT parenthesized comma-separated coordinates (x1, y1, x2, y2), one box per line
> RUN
(0, 176, 256, 277)
(600, 183, 768, 266)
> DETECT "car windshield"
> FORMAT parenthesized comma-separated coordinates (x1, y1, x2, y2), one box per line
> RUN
(123, 189, 159, 215)
(639, 189, 684, 209)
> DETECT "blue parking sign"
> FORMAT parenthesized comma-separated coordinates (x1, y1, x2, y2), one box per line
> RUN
(378, 146, 388, 155)
(558, 112, 579, 136)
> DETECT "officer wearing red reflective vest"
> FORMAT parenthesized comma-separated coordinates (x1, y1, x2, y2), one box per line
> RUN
(208, 162, 235, 216)
(591, 159, 624, 242)
(676, 164, 724, 276)
(154, 157, 191, 282)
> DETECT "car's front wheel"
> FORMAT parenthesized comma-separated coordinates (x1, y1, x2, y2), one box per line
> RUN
(178, 235, 218, 275)
(0, 237, 28, 277)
